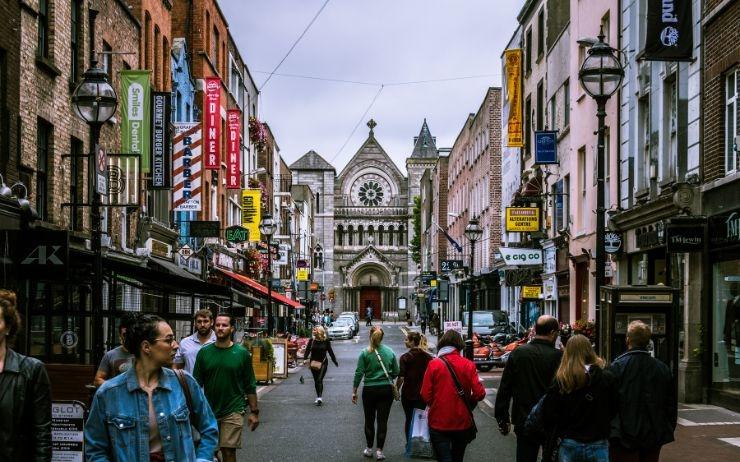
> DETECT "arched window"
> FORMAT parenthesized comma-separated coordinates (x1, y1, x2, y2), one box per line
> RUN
(348, 225, 354, 245)
(398, 225, 404, 246)
(368, 225, 374, 244)
(388, 226, 394, 245)
(378, 225, 384, 245)
(337, 225, 344, 246)
(358, 225, 364, 244)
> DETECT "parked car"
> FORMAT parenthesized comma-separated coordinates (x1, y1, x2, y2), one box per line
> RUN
(340, 311, 359, 325)
(461, 310, 510, 338)
(338, 314, 359, 336)
(327, 319, 354, 340)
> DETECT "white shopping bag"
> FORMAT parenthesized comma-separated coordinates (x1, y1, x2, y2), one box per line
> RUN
(406, 408, 436, 459)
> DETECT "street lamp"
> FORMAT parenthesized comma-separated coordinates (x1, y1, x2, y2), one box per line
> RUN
(578, 29, 623, 353)
(259, 214, 277, 335)
(464, 217, 483, 360)
(72, 65, 118, 365)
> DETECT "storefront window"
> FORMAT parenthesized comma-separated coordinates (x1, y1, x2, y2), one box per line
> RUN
(712, 259, 740, 390)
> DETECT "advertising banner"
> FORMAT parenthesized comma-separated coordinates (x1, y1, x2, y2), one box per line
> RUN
(498, 247, 543, 266)
(120, 70, 151, 172)
(226, 109, 241, 189)
(505, 207, 540, 232)
(151, 92, 171, 189)
(172, 123, 202, 211)
(504, 49, 523, 147)
(241, 189, 261, 242)
(522, 286, 542, 299)
(203, 76, 221, 169)
(644, 0, 693, 61)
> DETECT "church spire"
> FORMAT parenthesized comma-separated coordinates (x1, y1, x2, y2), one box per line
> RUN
(411, 118, 438, 158)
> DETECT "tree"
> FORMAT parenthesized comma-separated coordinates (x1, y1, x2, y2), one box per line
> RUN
(410, 196, 421, 264)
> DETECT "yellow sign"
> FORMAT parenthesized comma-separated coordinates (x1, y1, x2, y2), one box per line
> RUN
(506, 207, 540, 232)
(505, 49, 523, 147)
(430, 279, 437, 287)
(522, 286, 542, 299)
(296, 268, 309, 281)
(240, 189, 261, 242)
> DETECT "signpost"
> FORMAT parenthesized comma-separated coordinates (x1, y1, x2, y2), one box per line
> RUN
(51, 401, 85, 462)
(443, 321, 463, 336)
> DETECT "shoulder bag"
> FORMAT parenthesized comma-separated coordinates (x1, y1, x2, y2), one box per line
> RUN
(374, 349, 400, 401)
(439, 356, 477, 442)
(174, 369, 201, 448)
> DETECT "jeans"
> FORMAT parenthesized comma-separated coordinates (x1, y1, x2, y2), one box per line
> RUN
(515, 428, 543, 462)
(608, 441, 662, 462)
(362, 385, 394, 449)
(401, 397, 426, 441)
(429, 428, 471, 462)
(558, 439, 609, 462)
(310, 359, 328, 397)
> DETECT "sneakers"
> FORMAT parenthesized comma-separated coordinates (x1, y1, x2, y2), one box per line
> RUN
(376, 450, 386, 460)
(317, 397, 323, 406)
(362, 448, 373, 458)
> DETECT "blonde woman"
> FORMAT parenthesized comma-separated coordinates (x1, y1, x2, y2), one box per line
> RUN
(303, 326, 338, 406)
(396, 332, 432, 442)
(542, 334, 617, 462)
(352, 326, 399, 460)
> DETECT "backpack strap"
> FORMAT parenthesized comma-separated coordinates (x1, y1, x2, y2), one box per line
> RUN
(440, 356, 476, 427)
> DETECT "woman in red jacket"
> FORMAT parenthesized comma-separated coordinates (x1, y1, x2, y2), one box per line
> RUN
(421, 330, 486, 462)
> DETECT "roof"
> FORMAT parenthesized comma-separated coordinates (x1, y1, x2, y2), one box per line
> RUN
(410, 119, 438, 158)
(289, 150, 335, 171)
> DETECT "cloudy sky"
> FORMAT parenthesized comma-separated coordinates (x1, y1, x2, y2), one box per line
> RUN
(221, 0, 521, 173)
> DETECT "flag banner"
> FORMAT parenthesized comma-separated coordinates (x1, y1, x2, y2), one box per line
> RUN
(120, 70, 151, 172)
(643, 0, 693, 61)
(504, 49, 523, 147)
(203, 76, 221, 169)
(443, 229, 463, 252)
(151, 91, 171, 188)
(241, 189, 261, 242)
(226, 109, 241, 189)
(172, 123, 202, 211)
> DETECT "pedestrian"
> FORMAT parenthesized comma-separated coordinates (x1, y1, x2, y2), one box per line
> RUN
(396, 332, 432, 441)
(495, 315, 562, 462)
(85, 313, 218, 461)
(174, 308, 216, 374)
(421, 317, 427, 335)
(414, 311, 421, 326)
(352, 326, 399, 460)
(0, 289, 51, 462)
(406, 310, 412, 327)
(366, 305, 373, 327)
(304, 325, 339, 406)
(539, 334, 616, 462)
(194, 313, 260, 462)
(420, 330, 485, 462)
(432, 312, 440, 336)
(94, 311, 137, 387)
(607, 321, 676, 462)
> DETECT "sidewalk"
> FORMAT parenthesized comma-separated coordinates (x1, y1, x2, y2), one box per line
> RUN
(662, 404, 740, 461)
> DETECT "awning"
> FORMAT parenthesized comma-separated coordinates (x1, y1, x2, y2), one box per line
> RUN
(217, 268, 304, 309)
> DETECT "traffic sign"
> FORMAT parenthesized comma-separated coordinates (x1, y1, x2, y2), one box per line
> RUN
(95, 145, 107, 195)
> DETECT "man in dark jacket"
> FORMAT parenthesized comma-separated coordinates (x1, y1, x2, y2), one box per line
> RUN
(495, 315, 562, 462)
(608, 320, 676, 462)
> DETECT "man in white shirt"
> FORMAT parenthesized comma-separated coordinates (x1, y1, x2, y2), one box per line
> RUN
(174, 308, 216, 373)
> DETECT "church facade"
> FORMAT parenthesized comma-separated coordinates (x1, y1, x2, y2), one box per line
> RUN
(290, 120, 437, 317)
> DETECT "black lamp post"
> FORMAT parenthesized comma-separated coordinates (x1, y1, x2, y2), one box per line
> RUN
(71, 65, 118, 365)
(578, 30, 623, 353)
(259, 214, 277, 336)
(464, 217, 483, 360)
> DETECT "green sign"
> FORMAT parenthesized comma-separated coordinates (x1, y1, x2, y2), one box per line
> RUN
(225, 225, 249, 243)
(120, 70, 151, 172)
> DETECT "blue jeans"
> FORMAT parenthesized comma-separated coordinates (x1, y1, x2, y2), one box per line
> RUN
(429, 428, 471, 462)
(558, 439, 609, 462)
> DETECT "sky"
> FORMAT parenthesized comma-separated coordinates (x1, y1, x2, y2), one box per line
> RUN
(221, 0, 521, 174)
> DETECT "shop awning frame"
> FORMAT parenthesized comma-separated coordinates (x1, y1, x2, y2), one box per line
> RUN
(217, 268, 304, 309)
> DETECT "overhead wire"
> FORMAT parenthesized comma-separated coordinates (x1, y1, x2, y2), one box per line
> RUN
(329, 84, 384, 163)
(253, 71, 500, 87)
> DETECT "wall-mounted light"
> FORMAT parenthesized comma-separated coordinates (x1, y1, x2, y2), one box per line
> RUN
(0, 174, 12, 198)
(10, 182, 39, 220)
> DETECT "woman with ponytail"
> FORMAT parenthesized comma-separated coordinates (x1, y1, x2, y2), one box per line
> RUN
(396, 332, 432, 441)
(352, 326, 399, 460)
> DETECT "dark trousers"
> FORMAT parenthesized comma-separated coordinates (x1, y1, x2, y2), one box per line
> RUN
(362, 385, 394, 449)
(609, 442, 662, 462)
(309, 359, 328, 397)
(401, 397, 426, 441)
(366, 317, 372, 326)
(429, 428, 471, 462)
(515, 428, 543, 462)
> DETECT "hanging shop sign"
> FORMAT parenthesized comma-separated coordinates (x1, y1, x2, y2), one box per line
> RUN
(709, 211, 740, 248)
(178, 254, 202, 275)
(203, 76, 221, 169)
(146, 238, 172, 259)
(151, 91, 171, 188)
(521, 285, 542, 299)
(172, 123, 202, 211)
(18, 230, 69, 279)
(240, 189, 261, 242)
(543, 247, 556, 274)
(277, 244, 289, 266)
(534, 131, 558, 164)
(51, 401, 85, 462)
(296, 259, 308, 268)
(499, 247, 543, 266)
(665, 216, 706, 253)
(226, 109, 241, 189)
(505, 207, 540, 232)
(120, 70, 151, 172)
(421, 271, 437, 287)
(189, 220, 220, 238)
(178, 244, 192, 259)
(94, 145, 107, 195)
(604, 232, 623, 254)
(441, 259, 464, 273)
(225, 225, 249, 243)
(643, 0, 693, 62)
(504, 49, 523, 147)
(296, 268, 309, 281)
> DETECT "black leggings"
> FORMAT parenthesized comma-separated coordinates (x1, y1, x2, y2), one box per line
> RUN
(362, 385, 394, 449)
(310, 359, 328, 397)
(401, 397, 426, 441)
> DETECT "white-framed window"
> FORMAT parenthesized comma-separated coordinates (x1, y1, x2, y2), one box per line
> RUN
(579, 147, 587, 232)
(726, 67, 738, 174)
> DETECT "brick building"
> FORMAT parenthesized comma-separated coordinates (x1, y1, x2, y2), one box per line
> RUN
(0, 0, 21, 186)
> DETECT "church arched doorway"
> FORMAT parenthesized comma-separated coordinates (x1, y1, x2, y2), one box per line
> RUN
(348, 264, 396, 320)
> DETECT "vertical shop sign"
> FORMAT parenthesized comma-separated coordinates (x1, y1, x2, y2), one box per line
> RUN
(120, 70, 151, 172)
(241, 189, 261, 242)
(172, 123, 202, 211)
(151, 92, 171, 188)
(226, 109, 241, 189)
(203, 77, 221, 169)
(505, 49, 523, 147)
(644, 0, 693, 61)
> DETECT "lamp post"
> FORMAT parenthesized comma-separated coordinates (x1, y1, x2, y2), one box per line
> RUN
(464, 217, 483, 360)
(72, 65, 118, 365)
(578, 30, 623, 353)
(259, 214, 277, 335)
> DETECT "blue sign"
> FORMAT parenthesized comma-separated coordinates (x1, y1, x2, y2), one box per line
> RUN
(535, 131, 558, 164)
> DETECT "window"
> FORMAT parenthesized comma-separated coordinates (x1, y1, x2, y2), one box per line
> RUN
(554, 179, 565, 231)
(537, 80, 544, 130)
(398, 225, 404, 246)
(0, 50, 7, 166)
(212, 27, 220, 69)
(154, 26, 160, 89)
(101, 41, 112, 78)
(525, 28, 532, 73)
(525, 95, 532, 156)
(358, 225, 364, 244)
(163, 37, 170, 89)
(638, 96, 651, 189)
(726, 68, 738, 174)
(378, 225, 384, 245)
(337, 225, 343, 246)
(71, 0, 81, 83)
(388, 225, 394, 246)
(537, 9, 545, 59)
(144, 13, 152, 70)
(563, 79, 570, 127)
(549, 96, 556, 130)
(578, 147, 587, 232)
(665, 78, 678, 180)
(37, 119, 52, 221)
(70, 137, 83, 230)
(38, 0, 49, 58)
(601, 12, 611, 45)
(205, 12, 211, 58)
(348, 225, 354, 245)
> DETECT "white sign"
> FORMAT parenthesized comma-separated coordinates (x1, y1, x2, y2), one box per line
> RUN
(52, 401, 85, 462)
(178, 254, 202, 275)
(277, 244, 289, 266)
(498, 247, 543, 266)
(178, 244, 192, 259)
(443, 321, 463, 336)
(543, 247, 556, 274)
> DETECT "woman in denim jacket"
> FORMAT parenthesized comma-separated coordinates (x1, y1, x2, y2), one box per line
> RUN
(85, 314, 219, 462)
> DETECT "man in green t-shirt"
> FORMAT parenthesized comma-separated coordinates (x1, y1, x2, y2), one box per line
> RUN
(194, 313, 259, 462)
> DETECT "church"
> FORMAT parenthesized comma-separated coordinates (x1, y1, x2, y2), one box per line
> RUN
(290, 119, 438, 318)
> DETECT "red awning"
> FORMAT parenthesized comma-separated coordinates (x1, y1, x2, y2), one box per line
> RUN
(217, 268, 304, 309)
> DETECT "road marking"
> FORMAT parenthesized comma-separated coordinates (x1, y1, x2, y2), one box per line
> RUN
(483, 398, 496, 409)
(718, 438, 740, 448)
(486, 387, 498, 394)
(678, 417, 740, 426)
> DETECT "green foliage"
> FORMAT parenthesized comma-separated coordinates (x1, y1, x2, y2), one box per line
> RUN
(410, 196, 421, 264)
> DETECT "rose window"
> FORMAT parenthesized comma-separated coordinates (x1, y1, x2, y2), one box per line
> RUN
(358, 182, 384, 206)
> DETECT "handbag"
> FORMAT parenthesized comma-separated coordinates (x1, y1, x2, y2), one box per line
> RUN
(174, 369, 201, 448)
(405, 408, 436, 459)
(310, 360, 324, 371)
(373, 349, 400, 401)
(440, 356, 477, 442)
